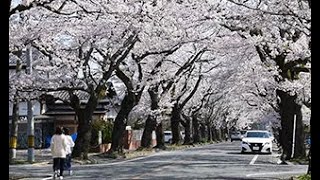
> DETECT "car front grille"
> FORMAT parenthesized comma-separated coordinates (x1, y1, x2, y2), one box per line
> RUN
(249, 143, 263, 151)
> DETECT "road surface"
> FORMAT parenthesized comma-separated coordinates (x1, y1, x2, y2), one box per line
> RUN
(9, 141, 307, 179)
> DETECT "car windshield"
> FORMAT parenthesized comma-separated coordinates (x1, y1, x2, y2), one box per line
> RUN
(246, 132, 269, 138)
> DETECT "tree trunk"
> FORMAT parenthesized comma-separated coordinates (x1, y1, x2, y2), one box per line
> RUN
(214, 128, 221, 142)
(141, 86, 159, 148)
(211, 126, 217, 141)
(170, 75, 202, 145)
(9, 97, 19, 162)
(170, 104, 181, 144)
(223, 127, 228, 141)
(207, 124, 212, 142)
(110, 93, 138, 153)
(192, 115, 200, 143)
(72, 111, 92, 160)
(294, 107, 306, 158)
(155, 122, 165, 149)
(183, 118, 192, 145)
(72, 91, 98, 160)
(200, 123, 206, 141)
(110, 112, 127, 153)
(141, 115, 157, 148)
(277, 90, 306, 160)
(217, 128, 222, 142)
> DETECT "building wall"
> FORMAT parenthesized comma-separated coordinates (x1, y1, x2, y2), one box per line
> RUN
(123, 130, 157, 150)
(53, 114, 105, 134)
(9, 101, 41, 116)
(9, 119, 54, 149)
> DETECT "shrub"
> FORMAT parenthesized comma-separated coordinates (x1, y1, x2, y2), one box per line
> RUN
(91, 119, 114, 146)
(297, 174, 311, 180)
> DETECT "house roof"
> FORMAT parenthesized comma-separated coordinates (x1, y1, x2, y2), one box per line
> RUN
(44, 110, 107, 115)
(44, 96, 117, 116)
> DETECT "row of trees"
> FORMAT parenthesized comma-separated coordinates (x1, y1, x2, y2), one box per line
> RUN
(9, 0, 310, 167)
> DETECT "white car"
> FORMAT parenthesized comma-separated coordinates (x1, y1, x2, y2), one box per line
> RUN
(164, 131, 172, 143)
(241, 130, 273, 154)
(164, 130, 185, 143)
(230, 131, 242, 142)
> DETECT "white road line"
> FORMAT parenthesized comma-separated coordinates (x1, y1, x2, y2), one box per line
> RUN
(41, 176, 52, 180)
(249, 155, 259, 165)
(246, 170, 307, 177)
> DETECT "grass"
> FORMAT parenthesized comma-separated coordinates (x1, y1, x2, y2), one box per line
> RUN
(9, 159, 28, 165)
(297, 174, 311, 180)
(289, 157, 309, 165)
(290, 174, 311, 180)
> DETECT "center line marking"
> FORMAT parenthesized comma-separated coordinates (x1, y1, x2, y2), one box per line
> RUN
(249, 155, 259, 165)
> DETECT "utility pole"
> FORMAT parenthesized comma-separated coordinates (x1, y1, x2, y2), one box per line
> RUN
(9, 59, 22, 162)
(26, 45, 35, 163)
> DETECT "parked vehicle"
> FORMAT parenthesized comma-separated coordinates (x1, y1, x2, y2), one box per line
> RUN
(164, 131, 173, 143)
(240, 130, 247, 139)
(163, 131, 185, 143)
(230, 131, 242, 142)
(241, 130, 273, 154)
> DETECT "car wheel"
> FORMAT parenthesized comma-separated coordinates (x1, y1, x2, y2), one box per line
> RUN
(231, 139, 233, 142)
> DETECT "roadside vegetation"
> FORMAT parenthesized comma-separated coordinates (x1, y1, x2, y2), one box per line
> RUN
(289, 174, 311, 180)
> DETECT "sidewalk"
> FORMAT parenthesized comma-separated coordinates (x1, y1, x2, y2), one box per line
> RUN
(9, 147, 160, 180)
(9, 148, 134, 166)
(9, 148, 119, 180)
(11, 149, 52, 165)
(9, 143, 195, 166)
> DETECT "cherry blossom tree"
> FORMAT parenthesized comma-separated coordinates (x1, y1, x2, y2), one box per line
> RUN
(10, 0, 150, 159)
(177, 30, 280, 144)
(10, 0, 225, 155)
(10, 0, 310, 164)
(219, 0, 311, 159)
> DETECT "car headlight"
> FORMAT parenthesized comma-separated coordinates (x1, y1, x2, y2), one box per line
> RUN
(242, 141, 249, 145)
(264, 142, 270, 145)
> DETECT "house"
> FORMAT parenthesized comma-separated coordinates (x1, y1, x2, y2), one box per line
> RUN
(9, 61, 122, 148)
(42, 93, 120, 135)
(9, 51, 130, 150)
(9, 101, 55, 149)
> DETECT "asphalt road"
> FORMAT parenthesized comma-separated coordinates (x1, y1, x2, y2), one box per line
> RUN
(9, 141, 307, 180)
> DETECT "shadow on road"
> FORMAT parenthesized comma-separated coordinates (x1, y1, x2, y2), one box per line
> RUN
(227, 151, 277, 156)
(212, 176, 281, 180)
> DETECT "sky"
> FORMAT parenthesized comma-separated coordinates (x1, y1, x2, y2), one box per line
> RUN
(11, 0, 21, 9)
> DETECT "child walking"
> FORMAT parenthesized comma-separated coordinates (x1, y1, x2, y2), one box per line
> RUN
(63, 127, 75, 176)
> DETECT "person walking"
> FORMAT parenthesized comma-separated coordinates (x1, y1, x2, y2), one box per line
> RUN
(50, 127, 68, 179)
(63, 127, 75, 176)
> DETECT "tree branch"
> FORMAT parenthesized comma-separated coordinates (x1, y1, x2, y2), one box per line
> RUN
(181, 75, 202, 108)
